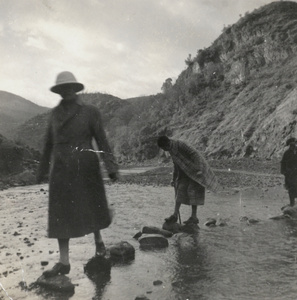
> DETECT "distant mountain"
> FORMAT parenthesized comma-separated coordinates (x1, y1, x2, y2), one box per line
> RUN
(0, 91, 49, 139)
(14, 92, 131, 152)
(13, 1, 297, 162)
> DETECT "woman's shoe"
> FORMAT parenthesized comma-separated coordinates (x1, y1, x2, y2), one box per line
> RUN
(165, 214, 178, 223)
(43, 262, 71, 278)
(95, 241, 106, 257)
(183, 216, 199, 225)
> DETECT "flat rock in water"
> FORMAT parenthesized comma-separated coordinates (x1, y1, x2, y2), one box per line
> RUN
(35, 275, 75, 293)
(142, 226, 173, 238)
(162, 222, 182, 234)
(139, 234, 169, 249)
(109, 241, 135, 262)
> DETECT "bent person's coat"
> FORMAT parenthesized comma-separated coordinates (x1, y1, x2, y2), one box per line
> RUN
(37, 96, 118, 239)
(169, 140, 218, 192)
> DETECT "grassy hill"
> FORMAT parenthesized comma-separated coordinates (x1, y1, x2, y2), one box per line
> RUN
(11, 1, 297, 163)
(0, 91, 49, 139)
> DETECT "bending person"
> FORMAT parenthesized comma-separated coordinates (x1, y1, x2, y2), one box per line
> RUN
(157, 136, 218, 225)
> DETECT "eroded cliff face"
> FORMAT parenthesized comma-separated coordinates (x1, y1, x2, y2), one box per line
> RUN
(197, 1, 297, 86)
(168, 1, 297, 159)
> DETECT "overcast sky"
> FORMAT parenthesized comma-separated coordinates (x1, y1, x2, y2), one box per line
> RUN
(0, 0, 292, 107)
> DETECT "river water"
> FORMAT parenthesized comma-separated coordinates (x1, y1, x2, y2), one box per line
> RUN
(1, 181, 297, 300)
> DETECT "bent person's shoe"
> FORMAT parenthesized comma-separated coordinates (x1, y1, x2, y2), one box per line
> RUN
(95, 241, 106, 257)
(165, 215, 178, 223)
(183, 216, 199, 225)
(43, 262, 71, 278)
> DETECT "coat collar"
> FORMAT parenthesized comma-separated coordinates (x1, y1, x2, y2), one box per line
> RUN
(54, 95, 83, 129)
(59, 95, 83, 106)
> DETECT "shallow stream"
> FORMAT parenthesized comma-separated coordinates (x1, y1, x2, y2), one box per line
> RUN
(1, 181, 296, 300)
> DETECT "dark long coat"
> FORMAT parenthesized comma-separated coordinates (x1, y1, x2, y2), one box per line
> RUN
(37, 96, 118, 239)
(281, 147, 297, 196)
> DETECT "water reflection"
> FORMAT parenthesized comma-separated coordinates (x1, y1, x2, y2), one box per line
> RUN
(171, 233, 211, 300)
(86, 272, 111, 300)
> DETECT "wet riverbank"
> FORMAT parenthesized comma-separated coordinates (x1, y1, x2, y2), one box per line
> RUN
(0, 173, 294, 300)
(1, 157, 293, 300)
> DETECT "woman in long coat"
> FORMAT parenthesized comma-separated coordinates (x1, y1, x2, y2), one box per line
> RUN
(37, 71, 118, 277)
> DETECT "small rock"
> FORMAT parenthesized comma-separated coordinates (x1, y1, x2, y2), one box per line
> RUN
(216, 218, 227, 226)
(162, 222, 182, 234)
(19, 281, 28, 291)
(109, 241, 135, 262)
(204, 218, 216, 226)
(142, 226, 173, 238)
(133, 231, 142, 240)
(41, 261, 48, 266)
(139, 234, 169, 249)
(135, 295, 150, 300)
(248, 218, 260, 224)
(35, 274, 75, 294)
(153, 280, 163, 286)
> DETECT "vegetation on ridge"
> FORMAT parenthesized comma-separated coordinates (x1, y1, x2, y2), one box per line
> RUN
(12, 1, 297, 164)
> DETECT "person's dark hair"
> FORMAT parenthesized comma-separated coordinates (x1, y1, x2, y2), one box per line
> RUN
(157, 136, 170, 148)
(286, 137, 297, 146)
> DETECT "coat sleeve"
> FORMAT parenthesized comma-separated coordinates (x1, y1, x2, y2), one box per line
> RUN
(90, 106, 118, 175)
(37, 116, 53, 183)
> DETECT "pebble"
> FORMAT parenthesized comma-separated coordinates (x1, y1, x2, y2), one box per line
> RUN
(153, 280, 163, 286)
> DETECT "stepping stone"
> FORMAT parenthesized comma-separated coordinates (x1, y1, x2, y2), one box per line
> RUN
(162, 222, 182, 234)
(142, 226, 173, 238)
(35, 274, 75, 294)
(109, 241, 135, 262)
(139, 234, 169, 249)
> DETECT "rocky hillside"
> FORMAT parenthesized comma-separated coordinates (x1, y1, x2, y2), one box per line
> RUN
(0, 134, 40, 189)
(0, 91, 49, 139)
(12, 1, 297, 163)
